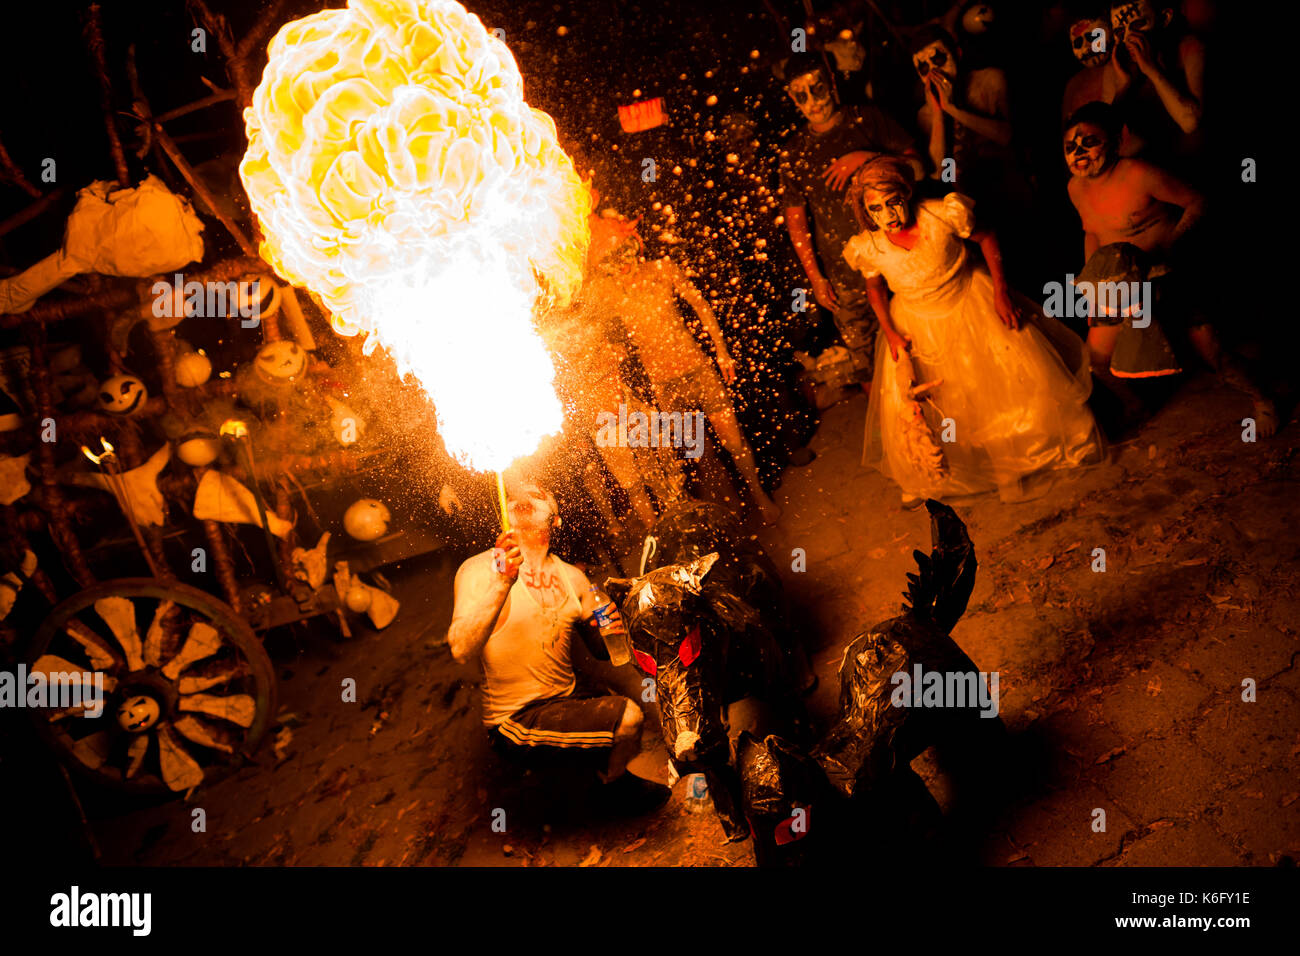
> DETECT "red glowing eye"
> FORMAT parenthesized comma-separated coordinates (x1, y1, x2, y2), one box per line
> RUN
(678, 626, 701, 667)
(633, 649, 657, 675)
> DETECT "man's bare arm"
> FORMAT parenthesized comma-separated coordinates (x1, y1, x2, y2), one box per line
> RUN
(667, 261, 728, 354)
(783, 205, 823, 284)
(1142, 161, 1205, 246)
(447, 560, 511, 663)
(918, 102, 946, 177)
(1134, 34, 1204, 133)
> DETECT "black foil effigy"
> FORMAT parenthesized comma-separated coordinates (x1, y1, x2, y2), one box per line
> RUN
(739, 500, 999, 865)
(605, 500, 804, 841)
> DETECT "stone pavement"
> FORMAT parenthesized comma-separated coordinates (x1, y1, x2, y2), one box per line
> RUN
(92, 373, 1299, 866)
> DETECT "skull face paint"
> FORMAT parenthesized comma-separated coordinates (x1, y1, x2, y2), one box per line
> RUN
(961, 3, 995, 35)
(863, 187, 911, 232)
(1063, 122, 1111, 178)
(1070, 18, 1111, 67)
(1110, 0, 1157, 46)
(786, 69, 835, 125)
(912, 41, 957, 83)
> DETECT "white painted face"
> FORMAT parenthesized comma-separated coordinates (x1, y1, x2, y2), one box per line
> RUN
(786, 70, 835, 125)
(962, 3, 995, 35)
(254, 340, 305, 383)
(1063, 122, 1111, 178)
(343, 498, 391, 541)
(117, 695, 160, 733)
(506, 482, 559, 532)
(863, 187, 911, 232)
(1070, 18, 1111, 67)
(1110, 0, 1159, 46)
(98, 375, 148, 416)
(912, 41, 957, 83)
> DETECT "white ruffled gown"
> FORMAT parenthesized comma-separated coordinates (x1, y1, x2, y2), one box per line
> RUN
(843, 193, 1103, 500)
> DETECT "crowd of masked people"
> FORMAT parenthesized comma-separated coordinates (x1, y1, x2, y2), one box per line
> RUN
(440, 0, 1271, 560)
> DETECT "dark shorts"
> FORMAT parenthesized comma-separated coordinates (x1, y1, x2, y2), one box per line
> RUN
(490, 694, 628, 771)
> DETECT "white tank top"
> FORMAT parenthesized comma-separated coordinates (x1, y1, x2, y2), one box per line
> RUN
(480, 554, 584, 726)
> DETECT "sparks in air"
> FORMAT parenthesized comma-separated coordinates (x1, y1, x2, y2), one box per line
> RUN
(240, 0, 590, 472)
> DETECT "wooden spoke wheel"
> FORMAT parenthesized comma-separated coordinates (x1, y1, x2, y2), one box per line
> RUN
(27, 578, 276, 795)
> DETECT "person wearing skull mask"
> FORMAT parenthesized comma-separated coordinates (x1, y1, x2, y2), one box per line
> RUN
(1105, 0, 1205, 171)
(843, 156, 1101, 505)
(777, 51, 923, 386)
(1062, 9, 1115, 120)
(1063, 102, 1277, 434)
(447, 476, 672, 815)
(910, 24, 1032, 278)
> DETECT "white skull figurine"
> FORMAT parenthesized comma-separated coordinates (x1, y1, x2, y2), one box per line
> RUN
(254, 340, 306, 384)
(343, 498, 391, 541)
(237, 275, 282, 322)
(117, 694, 160, 732)
(98, 374, 148, 416)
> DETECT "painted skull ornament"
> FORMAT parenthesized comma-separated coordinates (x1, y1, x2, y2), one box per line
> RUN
(117, 694, 161, 733)
(97, 374, 148, 416)
(253, 340, 306, 384)
(235, 274, 282, 321)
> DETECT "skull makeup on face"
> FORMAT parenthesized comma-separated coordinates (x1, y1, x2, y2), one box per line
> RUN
(862, 187, 911, 233)
(253, 340, 306, 384)
(1110, 0, 1160, 46)
(786, 69, 836, 125)
(961, 3, 995, 35)
(1063, 122, 1112, 177)
(1070, 18, 1111, 67)
(912, 40, 957, 82)
(98, 374, 148, 416)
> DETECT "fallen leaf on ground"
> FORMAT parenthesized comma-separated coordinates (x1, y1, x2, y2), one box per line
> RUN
(579, 845, 602, 867)
(1096, 746, 1126, 764)
(622, 838, 647, 853)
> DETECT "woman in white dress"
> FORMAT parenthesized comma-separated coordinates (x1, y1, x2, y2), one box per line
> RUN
(842, 156, 1102, 505)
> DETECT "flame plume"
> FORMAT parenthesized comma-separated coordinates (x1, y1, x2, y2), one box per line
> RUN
(240, 0, 589, 471)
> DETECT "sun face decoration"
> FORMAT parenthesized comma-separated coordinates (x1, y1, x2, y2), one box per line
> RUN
(240, 0, 590, 473)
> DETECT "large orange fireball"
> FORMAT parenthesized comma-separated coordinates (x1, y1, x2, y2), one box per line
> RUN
(240, 0, 589, 472)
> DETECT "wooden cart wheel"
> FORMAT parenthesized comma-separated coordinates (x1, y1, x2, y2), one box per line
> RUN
(27, 578, 276, 795)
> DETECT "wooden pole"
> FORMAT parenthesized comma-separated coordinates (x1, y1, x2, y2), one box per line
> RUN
(151, 122, 258, 257)
(82, 4, 131, 188)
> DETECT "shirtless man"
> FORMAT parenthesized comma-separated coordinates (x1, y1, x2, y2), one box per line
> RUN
(912, 25, 1014, 193)
(1062, 10, 1113, 120)
(583, 215, 782, 524)
(912, 23, 1032, 274)
(1107, 0, 1205, 167)
(447, 477, 671, 814)
(1064, 102, 1276, 434)
(541, 308, 683, 536)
